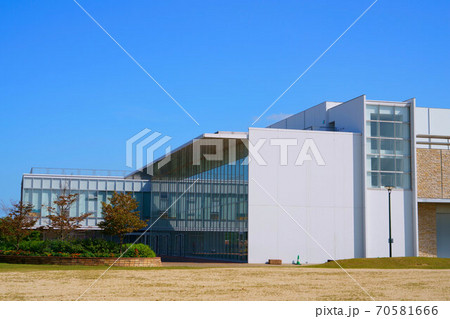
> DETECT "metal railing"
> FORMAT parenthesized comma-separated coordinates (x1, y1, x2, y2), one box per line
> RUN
(29, 167, 132, 177)
(416, 135, 450, 149)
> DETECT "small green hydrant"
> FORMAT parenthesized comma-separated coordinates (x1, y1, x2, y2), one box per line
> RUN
(296, 255, 301, 265)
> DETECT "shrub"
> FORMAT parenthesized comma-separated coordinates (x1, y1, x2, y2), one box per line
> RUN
(122, 243, 156, 258)
(0, 239, 156, 258)
(18, 240, 47, 253)
(76, 238, 119, 255)
(0, 241, 14, 251)
(47, 240, 86, 254)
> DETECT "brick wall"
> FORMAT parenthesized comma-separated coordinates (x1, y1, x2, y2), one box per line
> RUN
(442, 151, 450, 198)
(416, 149, 450, 199)
(0, 255, 162, 267)
(418, 203, 437, 257)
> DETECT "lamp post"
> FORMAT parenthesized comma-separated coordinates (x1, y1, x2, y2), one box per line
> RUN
(385, 186, 395, 257)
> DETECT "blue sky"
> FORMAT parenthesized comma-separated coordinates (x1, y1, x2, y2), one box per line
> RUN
(0, 0, 449, 205)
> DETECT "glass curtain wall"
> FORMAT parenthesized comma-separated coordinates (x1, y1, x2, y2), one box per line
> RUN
(366, 103, 411, 189)
(142, 138, 249, 262)
(21, 177, 151, 227)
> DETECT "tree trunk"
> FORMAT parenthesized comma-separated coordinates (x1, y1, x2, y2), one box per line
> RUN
(16, 237, 20, 250)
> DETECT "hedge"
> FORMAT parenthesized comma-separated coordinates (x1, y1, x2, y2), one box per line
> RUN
(0, 238, 155, 258)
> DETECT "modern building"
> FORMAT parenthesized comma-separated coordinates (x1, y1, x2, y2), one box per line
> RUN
(21, 95, 450, 263)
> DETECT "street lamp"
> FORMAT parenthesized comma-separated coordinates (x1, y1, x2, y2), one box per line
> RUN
(385, 186, 395, 257)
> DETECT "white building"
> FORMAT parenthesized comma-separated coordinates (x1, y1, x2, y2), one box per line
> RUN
(249, 95, 449, 263)
(21, 95, 450, 263)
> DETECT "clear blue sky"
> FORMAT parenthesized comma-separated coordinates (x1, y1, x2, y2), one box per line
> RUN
(1, 0, 449, 205)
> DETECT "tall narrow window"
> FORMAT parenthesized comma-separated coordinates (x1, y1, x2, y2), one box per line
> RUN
(366, 104, 411, 189)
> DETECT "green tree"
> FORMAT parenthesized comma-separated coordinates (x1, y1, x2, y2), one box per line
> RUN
(45, 192, 91, 241)
(98, 192, 147, 253)
(0, 202, 37, 249)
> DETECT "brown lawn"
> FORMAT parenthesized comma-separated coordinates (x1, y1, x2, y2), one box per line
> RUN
(0, 263, 449, 301)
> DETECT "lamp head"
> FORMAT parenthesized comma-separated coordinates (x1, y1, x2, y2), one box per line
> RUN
(385, 186, 395, 192)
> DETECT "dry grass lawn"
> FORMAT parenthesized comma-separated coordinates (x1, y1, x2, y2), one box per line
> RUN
(0, 263, 449, 301)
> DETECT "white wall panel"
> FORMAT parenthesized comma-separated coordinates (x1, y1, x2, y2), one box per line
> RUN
(248, 127, 363, 264)
(365, 189, 414, 257)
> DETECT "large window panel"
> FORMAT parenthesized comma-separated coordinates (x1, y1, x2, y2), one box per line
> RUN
(367, 156, 379, 171)
(380, 139, 395, 155)
(365, 103, 411, 189)
(395, 123, 410, 139)
(380, 156, 396, 172)
(379, 105, 394, 121)
(366, 121, 379, 137)
(367, 172, 380, 188)
(394, 107, 409, 122)
(366, 104, 379, 120)
(380, 122, 395, 138)
(366, 138, 379, 154)
(380, 172, 396, 187)
(395, 157, 411, 172)
(395, 140, 411, 155)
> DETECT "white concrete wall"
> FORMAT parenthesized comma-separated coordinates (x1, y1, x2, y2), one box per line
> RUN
(248, 127, 363, 264)
(365, 189, 415, 257)
(268, 101, 341, 130)
(328, 95, 365, 133)
(415, 107, 450, 135)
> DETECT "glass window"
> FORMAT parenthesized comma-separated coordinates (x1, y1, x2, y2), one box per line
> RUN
(380, 106, 394, 121)
(366, 104, 379, 120)
(380, 139, 395, 155)
(401, 173, 411, 189)
(380, 173, 395, 187)
(367, 156, 379, 171)
(379, 105, 394, 121)
(380, 122, 395, 137)
(395, 140, 410, 155)
(367, 172, 379, 188)
(98, 191, 107, 208)
(366, 138, 379, 154)
(380, 157, 396, 171)
(394, 173, 410, 189)
(366, 121, 378, 137)
(78, 192, 87, 216)
(395, 157, 411, 172)
(31, 190, 42, 212)
(41, 190, 51, 207)
(88, 191, 97, 214)
(23, 190, 31, 205)
(70, 191, 78, 217)
(395, 123, 410, 139)
(394, 107, 409, 122)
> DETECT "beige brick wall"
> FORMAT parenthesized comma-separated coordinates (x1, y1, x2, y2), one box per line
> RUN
(418, 203, 437, 257)
(416, 149, 450, 199)
(442, 150, 450, 198)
